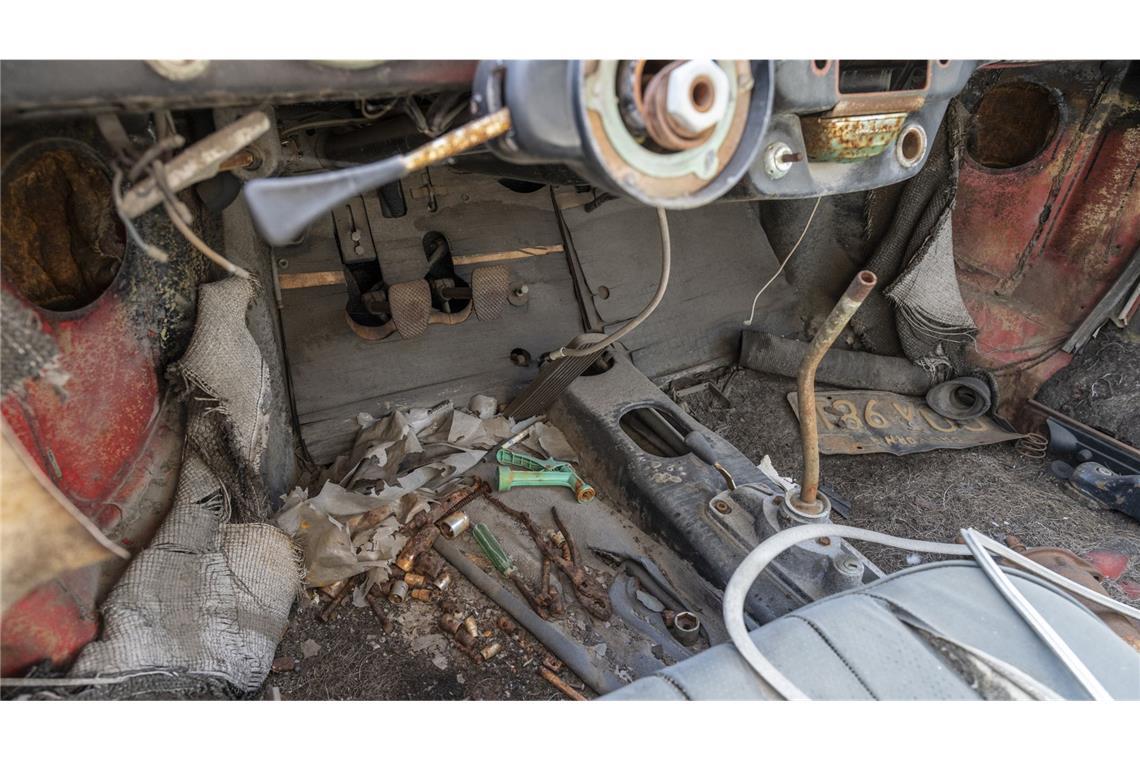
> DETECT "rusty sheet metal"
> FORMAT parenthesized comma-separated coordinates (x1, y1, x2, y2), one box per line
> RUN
(787, 389, 1022, 455)
(800, 112, 907, 162)
(953, 63, 1140, 425)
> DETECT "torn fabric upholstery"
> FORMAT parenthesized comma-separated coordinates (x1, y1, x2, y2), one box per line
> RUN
(68, 277, 297, 698)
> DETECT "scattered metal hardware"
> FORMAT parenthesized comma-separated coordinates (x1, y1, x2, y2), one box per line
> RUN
(244, 108, 512, 246)
(388, 579, 409, 604)
(794, 270, 877, 513)
(497, 616, 517, 634)
(319, 576, 357, 622)
(439, 614, 462, 635)
(455, 628, 479, 650)
(433, 572, 452, 592)
(463, 616, 480, 638)
(440, 511, 471, 538)
(480, 642, 502, 661)
(788, 389, 1023, 457)
(367, 594, 395, 634)
(410, 588, 434, 602)
(486, 495, 612, 620)
(539, 666, 587, 701)
(495, 449, 595, 502)
(405, 479, 488, 534)
(414, 552, 446, 579)
(397, 483, 486, 572)
(670, 611, 702, 646)
(741, 331, 934, 396)
(925, 377, 992, 420)
(432, 536, 624, 694)
(473, 522, 516, 576)
(404, 572, 428, 588)
(396, 524, 440, 573)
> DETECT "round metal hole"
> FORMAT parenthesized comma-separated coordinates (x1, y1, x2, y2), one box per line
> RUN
(674, 611, 699, 633)
(2, 140, 125, 312)
(811, 60, 831, 75)
(896, 124, 927, 168)
(690, 76, 715, 113)
(967, 81, 1061, 170)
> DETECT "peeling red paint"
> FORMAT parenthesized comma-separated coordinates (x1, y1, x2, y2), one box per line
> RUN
(954, 63, 1140, 423)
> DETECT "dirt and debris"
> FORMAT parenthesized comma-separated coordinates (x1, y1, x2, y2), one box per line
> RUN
(261, 562, 584, 701)
(1037, 327, 1140, 448)
(679, 366, 1140, 603)
(262, 398, 619, 700)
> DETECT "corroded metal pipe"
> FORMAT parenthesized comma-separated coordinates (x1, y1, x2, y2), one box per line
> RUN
(794, 270, 877, 512)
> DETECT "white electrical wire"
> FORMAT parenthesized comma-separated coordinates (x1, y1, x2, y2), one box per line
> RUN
(723, 523, 1139, 700)
(743, 196, 822, 326)
(550, 207, 671, 360)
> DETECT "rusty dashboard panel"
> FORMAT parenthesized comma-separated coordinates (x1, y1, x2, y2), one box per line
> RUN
(788, 389, 1022, 455)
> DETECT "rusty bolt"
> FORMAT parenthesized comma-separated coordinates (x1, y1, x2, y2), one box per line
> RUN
(497, 616, 517, 634)
(439, 614, 462, 635)
(410, 588, 433, 602)
(456, 629, 479, 649)
(414, 552, 447, 578)
(712, 500, 732, 514)
(404, 572, 428, 588)
(219, 149, 258, 172)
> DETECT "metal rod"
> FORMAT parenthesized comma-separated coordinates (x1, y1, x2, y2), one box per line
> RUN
(795, 270, 877, 511)
(433, 535, 624, 694)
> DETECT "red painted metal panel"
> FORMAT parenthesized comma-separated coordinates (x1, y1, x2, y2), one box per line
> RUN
(953, 63, 1140, 422)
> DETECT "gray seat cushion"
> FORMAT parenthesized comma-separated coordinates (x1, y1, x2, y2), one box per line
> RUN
(603, 561, 1140, 700)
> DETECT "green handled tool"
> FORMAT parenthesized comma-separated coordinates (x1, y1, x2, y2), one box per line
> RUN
(495, 449, 595, 503)
(495, 448, 574, 473)
(472, 522, 515, 576)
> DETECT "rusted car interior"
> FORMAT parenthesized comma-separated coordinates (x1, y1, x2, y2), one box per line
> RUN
(1, 58, 1138, 702)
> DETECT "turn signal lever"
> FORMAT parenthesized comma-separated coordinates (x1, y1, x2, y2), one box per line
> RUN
(242, 109, 511, 246)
